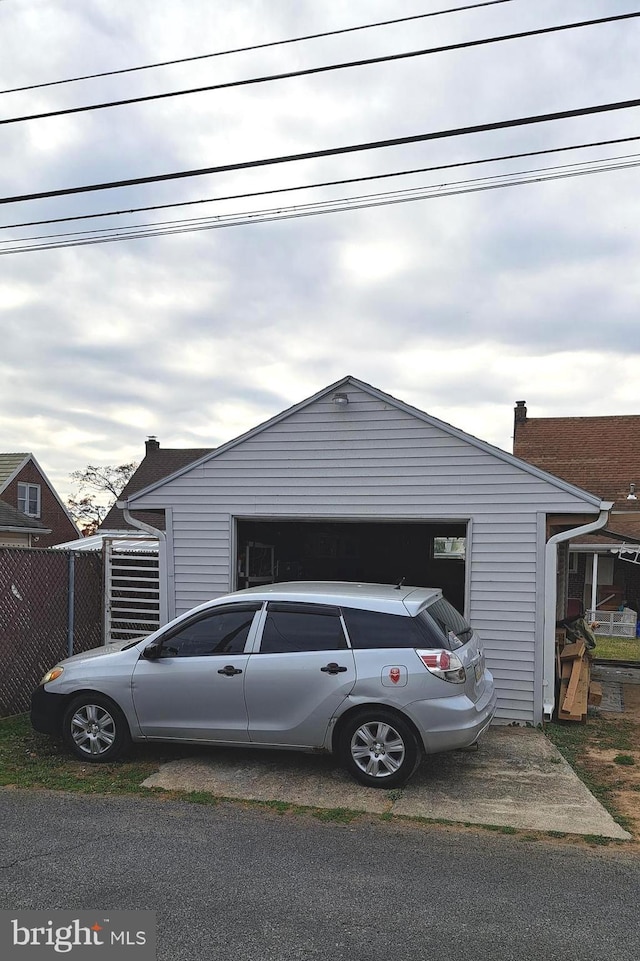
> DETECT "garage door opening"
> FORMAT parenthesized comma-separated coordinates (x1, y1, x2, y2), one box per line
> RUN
(236, 520, 467, 611)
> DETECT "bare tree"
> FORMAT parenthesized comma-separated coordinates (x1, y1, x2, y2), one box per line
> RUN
(68, 463, 138, 536)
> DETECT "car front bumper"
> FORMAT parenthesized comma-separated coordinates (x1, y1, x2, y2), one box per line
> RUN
(30, 686, 66, 736)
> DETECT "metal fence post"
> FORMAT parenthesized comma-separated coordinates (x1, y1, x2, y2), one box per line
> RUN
(67, 551, 75, 658)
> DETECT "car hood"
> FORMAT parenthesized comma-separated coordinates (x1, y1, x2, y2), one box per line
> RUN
(58, 638, 144, 667)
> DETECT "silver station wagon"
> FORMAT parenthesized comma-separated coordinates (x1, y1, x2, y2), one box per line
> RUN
(31, 581, 496, 788)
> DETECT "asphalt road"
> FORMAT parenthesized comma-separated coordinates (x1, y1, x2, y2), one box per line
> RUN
(1, 790, 639, 961)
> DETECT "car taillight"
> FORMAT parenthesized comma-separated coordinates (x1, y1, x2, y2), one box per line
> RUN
(416, 649, 466, 684)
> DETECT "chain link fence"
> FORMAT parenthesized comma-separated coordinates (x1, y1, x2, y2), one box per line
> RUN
(0, 548, 103, 717)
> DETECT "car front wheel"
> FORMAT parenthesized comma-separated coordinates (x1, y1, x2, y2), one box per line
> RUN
(339, 710, 421, 788)
(62, 694, 131, 763)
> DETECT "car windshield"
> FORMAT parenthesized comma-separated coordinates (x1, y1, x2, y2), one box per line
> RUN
(419, 598, 473, 650)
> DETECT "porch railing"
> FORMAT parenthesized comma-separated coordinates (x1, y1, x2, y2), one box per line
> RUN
(585, 607, 638, 639)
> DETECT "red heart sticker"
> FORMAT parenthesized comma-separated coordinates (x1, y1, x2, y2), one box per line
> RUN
(389, 668, 401, 684)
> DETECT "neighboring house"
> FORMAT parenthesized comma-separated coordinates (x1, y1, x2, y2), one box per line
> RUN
(0, 453, 78, 548)
(71, 438, 215, 646)
(118, 375, 613, 725)
(513, 403, 640, 630)
(100, 436, 214, 535)
(0, 498, 50, 547)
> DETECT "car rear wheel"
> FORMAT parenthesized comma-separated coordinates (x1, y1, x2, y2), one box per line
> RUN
(62, 694, 131, 763)
(339, 710, 421, 788)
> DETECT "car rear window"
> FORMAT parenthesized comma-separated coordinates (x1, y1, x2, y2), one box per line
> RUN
(259, 604, 347, 654)
(419, 598, 474, 650)
(342, 608, 431, 649)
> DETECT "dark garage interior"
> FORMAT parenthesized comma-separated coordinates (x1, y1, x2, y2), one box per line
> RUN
(236, 520, 467, 612)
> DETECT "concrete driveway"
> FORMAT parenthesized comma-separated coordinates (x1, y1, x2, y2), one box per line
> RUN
(142, 726, 630, 840)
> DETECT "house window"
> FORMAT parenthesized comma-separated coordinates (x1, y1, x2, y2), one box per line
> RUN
(18, 482, 41, 518)
(432, 536, 466, 560)
(568, 552, 579, 574)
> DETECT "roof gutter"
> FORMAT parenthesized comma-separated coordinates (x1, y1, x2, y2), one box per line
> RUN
(117, 503, 168, 624)
(543, 503, 613, 720)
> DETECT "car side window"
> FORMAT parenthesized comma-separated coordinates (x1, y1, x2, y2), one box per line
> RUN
(342, 607, 431, 649)
(259, 602, 346, 654)
(159, 605, 260, 658)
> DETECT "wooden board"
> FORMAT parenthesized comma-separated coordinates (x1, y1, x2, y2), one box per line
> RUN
(560, 640, 586, 661)
(588, 681, 603, 706)
(562, 656, 584, 715)
(560, 657, 590, 720)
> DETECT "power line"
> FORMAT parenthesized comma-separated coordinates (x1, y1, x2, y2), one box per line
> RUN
(2, 12, 638, 127)
(1, 1, 517, 95)
(4, 152, 639, 246)
(2, 154, 637, 255)
(5, 132, 640, 231)
(3, 96, 640, 207)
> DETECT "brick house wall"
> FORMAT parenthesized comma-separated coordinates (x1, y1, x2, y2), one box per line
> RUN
(2, 460, 78, 547)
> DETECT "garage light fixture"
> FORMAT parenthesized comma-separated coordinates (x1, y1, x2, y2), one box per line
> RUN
(333, 392, 349, 408)
(628, 483, 637, 500)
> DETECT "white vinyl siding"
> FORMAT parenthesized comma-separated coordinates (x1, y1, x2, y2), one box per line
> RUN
(132, 387, 601, 724)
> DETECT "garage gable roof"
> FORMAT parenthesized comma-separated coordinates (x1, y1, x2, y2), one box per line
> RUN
(126, 376, 605, 509)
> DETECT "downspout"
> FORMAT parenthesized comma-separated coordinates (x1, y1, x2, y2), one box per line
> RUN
(117, 502, 168, 626)
(543, 503, 612, 720)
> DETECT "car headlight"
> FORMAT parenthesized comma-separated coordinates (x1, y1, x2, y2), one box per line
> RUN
(41, 667, 64, 685)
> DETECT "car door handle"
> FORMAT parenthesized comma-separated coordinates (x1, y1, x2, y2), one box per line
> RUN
(321, 663, 348, 675)
(217, 665, 242, 676)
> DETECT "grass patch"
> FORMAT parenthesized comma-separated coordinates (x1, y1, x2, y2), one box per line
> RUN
(593, 635, 640, 662)
(613, 754, 636, 766)
(545, 716, 637, 833)
(263, 799, 292, 815)
(186, 791, 220, 806)
(312, 807, 362, 824)
(547, 714, 635, 757)
(0, 713, 190, 796)
(583, 834, 612, 846)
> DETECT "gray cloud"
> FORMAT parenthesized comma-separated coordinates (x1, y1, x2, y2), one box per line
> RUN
(1, 0, 639, 499)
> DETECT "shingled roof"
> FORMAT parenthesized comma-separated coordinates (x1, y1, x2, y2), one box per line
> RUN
(513, 405, 640, 543)
(0, 498, 50, 533)
(100, 439, 214, 531)
(0, 453, 29, 490)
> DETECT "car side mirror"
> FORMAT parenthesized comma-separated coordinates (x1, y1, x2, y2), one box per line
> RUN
(142, 642, 161, 660)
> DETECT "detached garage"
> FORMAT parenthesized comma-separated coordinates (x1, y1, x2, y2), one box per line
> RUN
(121, 376, 611, 725)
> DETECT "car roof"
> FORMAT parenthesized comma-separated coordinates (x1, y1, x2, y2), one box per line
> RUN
(210, 581, 442, 616)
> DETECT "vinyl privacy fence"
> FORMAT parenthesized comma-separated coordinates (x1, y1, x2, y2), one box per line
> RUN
(0, 548, 103, 717)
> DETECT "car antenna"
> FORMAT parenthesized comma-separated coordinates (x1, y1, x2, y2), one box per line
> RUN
(395, 577, 405, 590)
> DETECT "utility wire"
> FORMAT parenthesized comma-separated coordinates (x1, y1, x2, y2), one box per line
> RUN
(4, 152, 639, 246)
(3, 97, 640, 207)
(2, 155, 637, 255)
(2, 12, 638, 127)
(1, 1, 517, 95)
(5, 132, 640, 231)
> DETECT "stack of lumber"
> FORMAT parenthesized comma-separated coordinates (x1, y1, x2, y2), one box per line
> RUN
(557, 637, 602, 722)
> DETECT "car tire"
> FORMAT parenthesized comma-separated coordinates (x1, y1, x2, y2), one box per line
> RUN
(338, 709, 421, 788)
(62, 694, 131, 763)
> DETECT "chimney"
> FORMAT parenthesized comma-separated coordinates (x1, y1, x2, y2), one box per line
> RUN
(514, 401, 527, 424)
(145, 435, 160, 456)
(513, 401, 527, 449)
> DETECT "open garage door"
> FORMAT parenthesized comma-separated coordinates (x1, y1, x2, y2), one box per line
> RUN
(236, 520, 467, 612)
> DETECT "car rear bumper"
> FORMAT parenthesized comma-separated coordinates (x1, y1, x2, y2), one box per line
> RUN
(30, 686, 66, 736)
(406, 672, 497, 754)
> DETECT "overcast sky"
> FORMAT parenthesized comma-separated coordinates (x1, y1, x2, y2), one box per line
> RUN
(2, 0, 639, 503)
